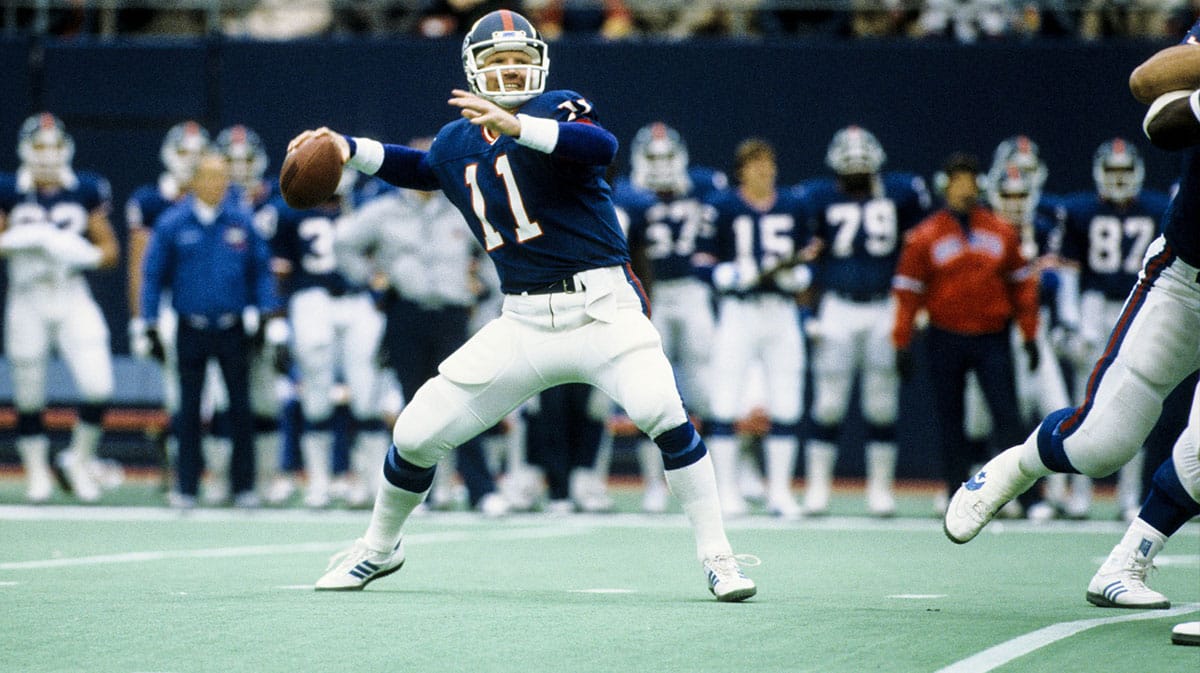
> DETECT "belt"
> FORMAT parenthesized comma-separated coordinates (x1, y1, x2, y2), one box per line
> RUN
(522, 276, 585, 295)
(183, 313, 239, 330)
(835, 289, 890, 303)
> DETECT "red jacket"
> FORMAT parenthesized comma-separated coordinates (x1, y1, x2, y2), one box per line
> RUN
(891, 205, 1039, 349)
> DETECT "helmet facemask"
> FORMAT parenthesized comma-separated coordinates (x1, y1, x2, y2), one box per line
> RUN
(18, 113, 75, 185)
(462, 12, 549, 108)
(631, 123, 690, 196)
(1093, 139, 1144, 204)
(161, 121, 211, 186)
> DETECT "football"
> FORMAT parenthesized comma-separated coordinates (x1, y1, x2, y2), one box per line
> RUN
(279, 134, 343, 209)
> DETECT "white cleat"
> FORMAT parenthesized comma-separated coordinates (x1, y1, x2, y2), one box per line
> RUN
(476, 492, 511, 518)
(703, 553, 758, 602)
(943, 451, 1033, 544)
(1172, 621, 1200, 646)
(59, 451, 101, 503)
(1086, 543, 1170, 609)
(315, 538, 405, 591)
(867, 491, 896, 518)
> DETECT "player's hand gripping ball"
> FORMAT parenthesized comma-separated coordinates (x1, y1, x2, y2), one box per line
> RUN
(280, 133, 344, 209)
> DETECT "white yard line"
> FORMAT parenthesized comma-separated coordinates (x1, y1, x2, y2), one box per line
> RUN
(935, 602, 1200, 673)
(0, 526, 590, 571)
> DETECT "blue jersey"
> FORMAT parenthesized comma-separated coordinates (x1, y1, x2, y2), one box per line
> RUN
(797, 173, 930, 297)
(423, 90, 629, 294)
(699, 186, 812, 296)
(619, 177, 710, 279)
(1160, 19, 1200, 268)
(1056, 190, 1171, 300)
(265, 195, 357, 297)
(125, 176, 186, 233)
(0, 171, 111, 235)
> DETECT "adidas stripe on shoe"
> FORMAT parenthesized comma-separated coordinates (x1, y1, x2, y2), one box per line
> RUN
(315, 538, 405, 591)
(703, 553, 759, 602)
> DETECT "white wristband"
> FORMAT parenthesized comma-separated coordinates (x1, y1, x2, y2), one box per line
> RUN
(346, 137, 385, 174)
(514, 114, 559, 154)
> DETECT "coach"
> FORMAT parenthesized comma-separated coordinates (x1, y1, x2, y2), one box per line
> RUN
(891, 152, 1040, 506)
(141, 150, 282, 507)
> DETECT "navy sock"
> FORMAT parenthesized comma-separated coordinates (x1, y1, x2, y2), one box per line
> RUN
(382, 445, 436, 493)
(1139, 460, 1200, 537)
(655, 422, 706, 470)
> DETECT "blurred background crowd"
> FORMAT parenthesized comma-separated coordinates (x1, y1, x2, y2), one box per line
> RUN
(4, 0, 1200, 43)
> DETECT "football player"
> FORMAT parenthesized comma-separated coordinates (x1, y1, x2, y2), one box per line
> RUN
(694, 138, 818, 519)
(261, 169, 386, 508)
(0, 113, 120, 502)
(944, 22, 1200, 641)
(962, 149, 1073, 521)
(297, 9, 755, 601)
(1051, 138, 1171, 520)
(612, 121, 725, 513)
(796, 126, 931, 516)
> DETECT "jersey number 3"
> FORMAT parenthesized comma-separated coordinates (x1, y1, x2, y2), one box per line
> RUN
(465, 154, 543, 251)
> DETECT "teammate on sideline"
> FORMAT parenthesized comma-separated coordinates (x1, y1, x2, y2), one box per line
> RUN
(797, 125, 930, 517)
(944, 19, 1200, 645)
(695, 138, 816, 520)
(1052, 138, 1171, 521)
(0, 112, 120, 503)
(298, 9, 755, 601)
(612, 121, 724, 513)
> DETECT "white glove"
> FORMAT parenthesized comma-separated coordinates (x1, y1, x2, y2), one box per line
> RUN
(0, 223, 54, 253)
(40, 228, 102, 270)
(712, 262, 758, 293)
(128, 317, 151, 359)
(771, 265, 812, 293)
(264, 316, 290, 346)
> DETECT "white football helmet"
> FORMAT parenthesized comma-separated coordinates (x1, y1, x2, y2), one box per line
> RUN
(461, 10, 549, 108)
(991, 135, 1047, 191)
(18, 112, 75, 185)
(216, 124, 268, 190)
(630, 122, 691, 196)
(825, 125, 886, 176)
(161, 120, 211, 186)
(1093, 138, 1144, 203)
(986, 160, 1039, 226)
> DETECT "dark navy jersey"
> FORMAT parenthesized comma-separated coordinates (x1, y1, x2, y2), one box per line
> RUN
(423, 90, 629, 293)
(1160, 19, 1200, 268)
(0, 171, 111, 237)
(1056, 190, 1171, 300)
(612, 168, 724, 282)
(797, 172, 930, 297)
(698, 185, 812, 296)
(125, 178, 185, 233)
(264, 194, 355, 297)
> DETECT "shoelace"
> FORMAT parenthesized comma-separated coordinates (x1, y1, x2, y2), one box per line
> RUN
(1121, 555, 1157, 587)
(708, 553, 762, 580)
(324, 539, 369, 572)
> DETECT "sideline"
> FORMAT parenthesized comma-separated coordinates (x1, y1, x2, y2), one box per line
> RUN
(935, 603, 1200, 673)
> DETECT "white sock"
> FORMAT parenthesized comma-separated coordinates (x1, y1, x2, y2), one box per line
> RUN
(363, 479, 427, 552)
(804, 439, 837, 506)
(1015, 432, 1054, 479)
(69, 421, 103, 462)
(254, 431, 279, 495)
(706, 434, 741, 506)
(763, 435, 798, 502)
(1104, 517, 1167, 570)
(865, 441, 896, 499)
(301, 431, 334, 498)
(17, 434, 51, 476)
(638, 440, 665, 487)
(664, 454, 732, 560)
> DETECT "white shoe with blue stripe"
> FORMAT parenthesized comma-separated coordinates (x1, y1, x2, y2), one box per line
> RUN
(315, 538, 405, 591)
(703, 553, 758, 602)
(1086, 541, 1169, 609)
